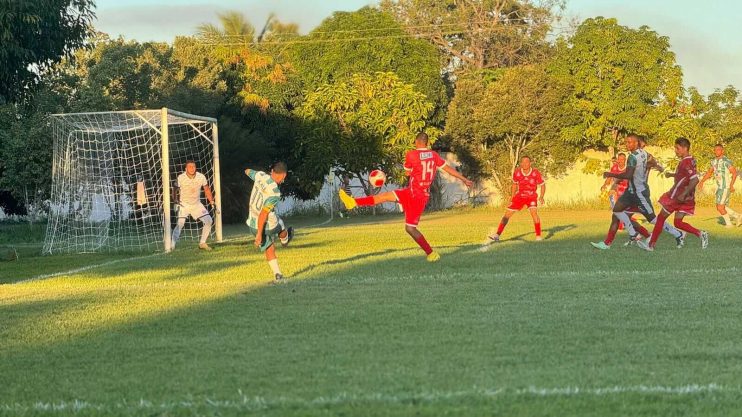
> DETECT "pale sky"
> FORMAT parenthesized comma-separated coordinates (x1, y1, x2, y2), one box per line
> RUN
(94, 0, 741, 96)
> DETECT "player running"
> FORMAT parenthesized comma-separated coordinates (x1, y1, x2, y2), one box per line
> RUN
(171, 160, 215, 251)
(245, 162, 294, 281)
(338, 132, 473, 262)
(698, 144, 740, 227)
(481, 156, 545, 248)
(638, 138, 708, 250)
(591, 134, 684, 250)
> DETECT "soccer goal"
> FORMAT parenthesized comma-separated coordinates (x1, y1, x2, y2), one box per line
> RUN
(43, 108, 222, 254)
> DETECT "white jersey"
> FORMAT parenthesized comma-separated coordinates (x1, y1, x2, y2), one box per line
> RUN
(247, 171, 281, 229)
(177, 172, 207, 205)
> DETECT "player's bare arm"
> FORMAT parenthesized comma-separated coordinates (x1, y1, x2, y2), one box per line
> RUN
(441, 165, 473, 187)
(676, 176, 699, 202)
(244, 168, 253, 177)
(511, 182, 519, 196)
(539, 183, 546, 205)
(172, 186, 180, 205)
(647, 153, 665, 173)
(698, 167, 713, 188)
(601, 176, 614, 191)
(203, 184, 215, 206)
(254, 207, 270, 247)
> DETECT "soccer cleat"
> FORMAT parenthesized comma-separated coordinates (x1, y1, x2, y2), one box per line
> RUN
(590, 241, 611, 250)
(635, 239, 651, 251)
(724, 223, 733, 229)
(675, 233, 686, 249)
(535, 236, 543, 241)
(338, 189, 357, 210)
(700, 231, 709, 249)
(199, 243, 212, 251)
(275, 273, 285, 281)
(281, 227, 294, 247)
(426, 251, 441, 262)
(479, 234, 499, 252)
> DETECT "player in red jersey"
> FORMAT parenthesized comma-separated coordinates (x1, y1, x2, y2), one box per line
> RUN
(338, 132, 473, 262)
(481, 156, 545, 248)
(638, 137, 709, 251)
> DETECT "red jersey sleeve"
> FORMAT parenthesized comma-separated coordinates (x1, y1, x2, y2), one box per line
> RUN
(404, 151, 414, 172)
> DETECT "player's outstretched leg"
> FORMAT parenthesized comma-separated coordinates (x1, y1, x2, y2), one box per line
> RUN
(171, 217, 186, 250)
(481, 210, 515, 249)
(528, 207, 542, 241)
(198, 214, 213, 250)
(339, 189, 397, 210)
(405, 225, 439, 262)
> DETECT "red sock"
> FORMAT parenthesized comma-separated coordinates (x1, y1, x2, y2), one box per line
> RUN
(649, 213, 668, 247)
(635, 224, 650, 238)
(618, 222, 624, 231)
(496, 222, 506, 235)
(355, 196, 375, 206)
(604, 228, 618, 245)
(674, 218, 701, 237)
(534, 223, 541, 236)
(414, 235, 433, 255)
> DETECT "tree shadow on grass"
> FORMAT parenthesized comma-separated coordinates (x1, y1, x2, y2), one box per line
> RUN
(2, 231, 742, 415)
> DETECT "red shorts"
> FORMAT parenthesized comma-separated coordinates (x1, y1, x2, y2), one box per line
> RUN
(658, 192, 695, 215)
(394, 187, 429, 227)
(508, 194, 538, 211)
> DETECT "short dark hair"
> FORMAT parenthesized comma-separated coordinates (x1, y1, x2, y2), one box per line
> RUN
(185, 160, 196, 166)
(415, 132, 429, 144)
(520, 155, 531, 161)
(617, 152, 626, 157)
(715, 143, 724, 148)
(626, 133, 641, 140)
(272, 161, 288, 174)
(675, 137, 691, 149)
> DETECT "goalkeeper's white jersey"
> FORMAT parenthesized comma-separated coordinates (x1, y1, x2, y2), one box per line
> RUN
(177, 172, 207, 205)
(247, 171, 281, 229)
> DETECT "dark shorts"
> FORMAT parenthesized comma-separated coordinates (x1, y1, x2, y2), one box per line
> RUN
(617, 189, 654, 218)
(247, 224, 283, 252)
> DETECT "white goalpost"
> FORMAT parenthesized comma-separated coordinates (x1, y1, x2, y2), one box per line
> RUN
(43, 108, 222, 254)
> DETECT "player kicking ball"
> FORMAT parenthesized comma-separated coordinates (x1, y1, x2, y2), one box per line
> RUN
(638, 138, 708, 251)
(338, 132, 473, 262)
(245, 162, 294, 281)
(481, 156, 545, 248)
(171, 160, 216, 251)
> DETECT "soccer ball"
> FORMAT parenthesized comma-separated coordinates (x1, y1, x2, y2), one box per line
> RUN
(369, 170, 386, 188)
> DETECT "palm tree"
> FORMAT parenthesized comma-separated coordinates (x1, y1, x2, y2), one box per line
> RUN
(197, 11, 256, 48)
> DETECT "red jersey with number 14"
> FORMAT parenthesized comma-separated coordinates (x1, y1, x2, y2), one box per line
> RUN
(404, 148, 447, 196)
(513, 168, 544, 197)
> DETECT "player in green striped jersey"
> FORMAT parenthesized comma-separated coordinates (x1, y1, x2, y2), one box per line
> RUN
(245, 162, 294, 281)
(698, 144, 740, 227)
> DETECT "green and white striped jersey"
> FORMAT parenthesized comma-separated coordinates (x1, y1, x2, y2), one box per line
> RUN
(246, 170, 281, 229)
(711, 156, 734, 189)
(627, 149, 650, 194)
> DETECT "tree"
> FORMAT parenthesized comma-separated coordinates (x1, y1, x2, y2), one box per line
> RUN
(552, 17, 684, 150)
(380, 0, 563, 73)
(0, 0, 95, 103)
(446, 65, 576, 192)
(296, 72, 439, 195)
(291, 7, 448, 122)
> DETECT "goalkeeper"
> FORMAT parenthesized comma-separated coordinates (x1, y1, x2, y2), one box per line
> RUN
(171, 160, 216, 251)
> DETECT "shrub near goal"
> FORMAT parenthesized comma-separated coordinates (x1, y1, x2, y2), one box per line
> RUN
(43, 108, 223, 254)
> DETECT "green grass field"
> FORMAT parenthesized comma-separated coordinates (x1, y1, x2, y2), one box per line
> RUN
(2, 208, 742, 416)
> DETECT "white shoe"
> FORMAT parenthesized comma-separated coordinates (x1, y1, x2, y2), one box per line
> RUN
(535, 236, 543, 241)
(479, 233, 499, 252)
(700, 231, 709, 249)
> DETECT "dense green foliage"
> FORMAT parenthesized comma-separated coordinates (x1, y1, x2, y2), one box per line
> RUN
(0, 3, 740, 215)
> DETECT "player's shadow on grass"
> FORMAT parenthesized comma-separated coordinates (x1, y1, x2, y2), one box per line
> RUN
(500, 224, 577, 242)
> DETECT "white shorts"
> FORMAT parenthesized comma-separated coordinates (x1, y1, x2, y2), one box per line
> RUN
(178, 202, 210, 220)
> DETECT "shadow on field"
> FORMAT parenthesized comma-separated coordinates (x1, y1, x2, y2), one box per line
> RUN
(2, 222, 742, 414)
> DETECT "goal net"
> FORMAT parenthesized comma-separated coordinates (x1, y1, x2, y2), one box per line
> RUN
(43, 108, 222, 254)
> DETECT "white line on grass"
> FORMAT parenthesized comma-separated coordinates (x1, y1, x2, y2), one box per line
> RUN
(19, 253, 163, 284)
(0, 384, 735, 413)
